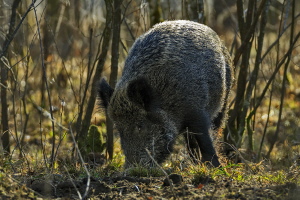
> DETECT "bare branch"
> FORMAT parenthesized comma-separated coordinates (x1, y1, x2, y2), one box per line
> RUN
(0, 1, 36, 59)
(233, 0, 268, 66)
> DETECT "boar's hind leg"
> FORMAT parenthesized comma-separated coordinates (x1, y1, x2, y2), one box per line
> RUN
(184, 111, 221, 167)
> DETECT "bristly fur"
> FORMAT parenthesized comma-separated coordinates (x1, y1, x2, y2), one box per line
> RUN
(98, 20, 234, 167)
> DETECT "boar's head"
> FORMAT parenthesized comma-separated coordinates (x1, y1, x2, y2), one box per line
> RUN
(99, 78, 176, 167)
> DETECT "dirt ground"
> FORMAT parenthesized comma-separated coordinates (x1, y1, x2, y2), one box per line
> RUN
(28, 175, 299, 199)
(1, 167, 299, 200)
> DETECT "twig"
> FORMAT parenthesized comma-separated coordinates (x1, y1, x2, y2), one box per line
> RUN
(74, 28, 95, 142)
(0, 0, 38, 59)
(257, 82, 273, 162)
(237, 0, 271, 148)
(247, 31, 300, 119)
(145, 148, 177, 198)
(266, 0, 296, 158)
(260, 13, 300, 62)
(233, 0, 268, 66)
(69, 124, 91, 200)
(222, 142, 255, 174)
(32, 0, 57, 169)
(1, 57, 17, 82)
(54, 2, 66, 39)
(27, 97, 69, 131)
(64, 166, 83, 199)
(4, 174, 44, 198)
(122, 0, 135, 41)
(44, 16, 79, 105)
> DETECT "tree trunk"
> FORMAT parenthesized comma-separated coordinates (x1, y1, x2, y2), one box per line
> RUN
(0, 0, 21, 155)
(77, 0, 113, 150)
(106, 0, 123, 160)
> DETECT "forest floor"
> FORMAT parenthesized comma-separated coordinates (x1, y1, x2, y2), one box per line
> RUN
(1, 156, 299, 200)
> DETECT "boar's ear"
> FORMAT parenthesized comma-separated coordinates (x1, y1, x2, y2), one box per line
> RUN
(127, 78, 153, 110)
(98, 78, 114, 109)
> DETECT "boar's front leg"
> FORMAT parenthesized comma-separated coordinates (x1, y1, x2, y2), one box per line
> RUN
(196, 130, 220, 167)
(184, 110, 221, 167)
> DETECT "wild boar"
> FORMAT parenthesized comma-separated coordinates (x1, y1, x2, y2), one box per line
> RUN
(99, 20, 233, 167)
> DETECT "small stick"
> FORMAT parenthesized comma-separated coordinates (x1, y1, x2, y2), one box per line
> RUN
(69, 124, 91, 199)
(145, 148, 177, 197)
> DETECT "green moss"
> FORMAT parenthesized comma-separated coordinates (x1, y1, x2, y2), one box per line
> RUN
(78, 125, 106, 156)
